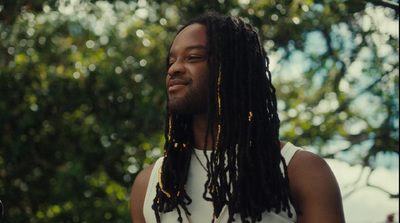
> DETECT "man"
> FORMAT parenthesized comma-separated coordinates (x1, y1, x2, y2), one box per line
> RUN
(130, 13, 345, 223)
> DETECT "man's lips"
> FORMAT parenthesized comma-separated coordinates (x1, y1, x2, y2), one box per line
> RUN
(168, 84, 186, 92)
(168, 79, 189, 92)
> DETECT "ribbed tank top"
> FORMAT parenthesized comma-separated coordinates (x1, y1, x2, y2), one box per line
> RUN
(143, 142, 301, 223)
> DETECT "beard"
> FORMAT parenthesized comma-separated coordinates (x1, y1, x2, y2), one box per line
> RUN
(167, 82, 208, 115)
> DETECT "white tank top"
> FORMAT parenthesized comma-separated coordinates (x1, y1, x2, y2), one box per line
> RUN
(143, 142, 301, 223)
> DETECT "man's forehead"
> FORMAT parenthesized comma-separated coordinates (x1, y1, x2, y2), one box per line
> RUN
(170, 23, 207, 53)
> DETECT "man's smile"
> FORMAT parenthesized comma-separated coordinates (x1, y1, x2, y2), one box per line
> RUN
(168, 79, 189, 93)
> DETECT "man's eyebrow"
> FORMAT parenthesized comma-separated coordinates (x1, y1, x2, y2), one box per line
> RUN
(185, 44, 207, 50)
(169, 44, 207, 56)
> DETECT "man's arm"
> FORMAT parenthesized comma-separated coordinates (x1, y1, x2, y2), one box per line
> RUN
(288, 150, 345, 223)
(130, 164, 155, 223)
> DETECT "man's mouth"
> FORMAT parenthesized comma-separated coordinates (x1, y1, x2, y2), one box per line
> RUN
(168, 79, 189, 93)
(168, 84, 187, 92)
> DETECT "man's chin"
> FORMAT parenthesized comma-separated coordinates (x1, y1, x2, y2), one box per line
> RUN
(167, 95, 207, 115)
(168, 107, 191, 115)
(168, 103, 200, 115)
(168, 99, 188, 114)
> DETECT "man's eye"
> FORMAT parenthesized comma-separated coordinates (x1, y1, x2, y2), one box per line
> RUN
(188, 56, 202, 61)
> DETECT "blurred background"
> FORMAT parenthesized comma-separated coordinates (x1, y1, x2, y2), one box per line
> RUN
(0, 0, 398, 222)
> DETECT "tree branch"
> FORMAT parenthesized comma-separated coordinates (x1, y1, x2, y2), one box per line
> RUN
(342, 165, 369, 199)
(342, 166, 399, 200)
(366, 0, 400, 12)
(366, 169, 399, 199)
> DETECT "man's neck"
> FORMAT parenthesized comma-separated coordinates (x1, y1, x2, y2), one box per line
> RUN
(192, 113, 216, 150)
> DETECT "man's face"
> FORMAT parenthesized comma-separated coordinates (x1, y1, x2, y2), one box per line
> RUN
(166, 23, 209, 115)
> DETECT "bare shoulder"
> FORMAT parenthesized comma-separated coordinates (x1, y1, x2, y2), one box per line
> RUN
(289, 150, 332, 178)
(130, 163, 156, 223)
(288, 150, 345, 223)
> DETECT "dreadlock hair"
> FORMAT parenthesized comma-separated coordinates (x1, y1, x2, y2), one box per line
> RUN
(152, 12, 293, 223)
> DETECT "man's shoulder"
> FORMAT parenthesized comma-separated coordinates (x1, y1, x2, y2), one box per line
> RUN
(290, 150, 328, 170)
(288, 149, 333, 187)
(130, 158, 163, 223)
(134, 163, 156, 187)
(287, 149, 345, 222)
(131, 156, 164, 193)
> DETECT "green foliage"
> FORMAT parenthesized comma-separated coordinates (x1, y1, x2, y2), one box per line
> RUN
(0, 0, 398, 222)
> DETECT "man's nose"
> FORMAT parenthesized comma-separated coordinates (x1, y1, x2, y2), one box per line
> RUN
(167, 61, 186, 77)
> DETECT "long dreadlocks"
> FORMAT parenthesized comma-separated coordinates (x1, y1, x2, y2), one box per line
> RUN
(152, 12, 293, 223)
